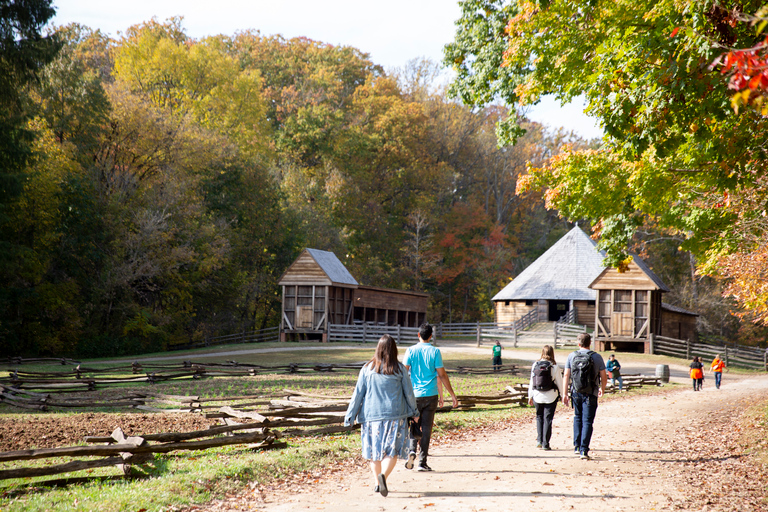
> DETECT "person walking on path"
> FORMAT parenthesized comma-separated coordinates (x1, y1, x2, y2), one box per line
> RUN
(403, 323, 459, 472)
(606, 354, 624, 392)
(492, 341, 503, 371)
(690, 356, 704, 391)
(710, 354, 727, 389)
(563, 333, 606, 460)
(344, 335, 419, 497)
(527, 345, 563, 450)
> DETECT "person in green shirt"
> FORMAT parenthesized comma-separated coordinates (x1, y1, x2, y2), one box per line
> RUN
(492, 341, 502, 371)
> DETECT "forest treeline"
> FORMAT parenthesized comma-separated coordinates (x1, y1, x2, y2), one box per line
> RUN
(0, 12, 757, 357)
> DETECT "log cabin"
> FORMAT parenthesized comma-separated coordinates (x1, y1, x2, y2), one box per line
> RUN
(492, 226, 698, 353)
(278, 248, 428, 341)
(492, 226, 604, 329)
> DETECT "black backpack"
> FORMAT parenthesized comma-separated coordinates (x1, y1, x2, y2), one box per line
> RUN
(570, 350, 596, 394)
(532, 360, 555, 391)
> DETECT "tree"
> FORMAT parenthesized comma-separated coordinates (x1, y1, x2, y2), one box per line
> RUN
(446, 0, 768, 325)
(0, 0, 61, 355)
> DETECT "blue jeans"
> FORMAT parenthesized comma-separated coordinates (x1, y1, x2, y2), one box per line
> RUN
(572, 392, 598, 455)
(714, 371, 722, 388)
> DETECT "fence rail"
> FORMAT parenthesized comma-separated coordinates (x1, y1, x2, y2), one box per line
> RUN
(652, 335, 766, 370)
(327, 324, 420, 344)
(555, 323, 586, 346)
(171, 326, 280, 351)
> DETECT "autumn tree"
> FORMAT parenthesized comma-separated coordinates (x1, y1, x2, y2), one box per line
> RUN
(446, 0, 768, 329)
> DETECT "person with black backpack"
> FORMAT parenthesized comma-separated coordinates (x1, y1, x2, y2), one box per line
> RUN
(563, 333, 607, 460)
(527, 345, 563, 450)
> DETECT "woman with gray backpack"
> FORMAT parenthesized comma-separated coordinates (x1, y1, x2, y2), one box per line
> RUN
(527, 345, 564, 450)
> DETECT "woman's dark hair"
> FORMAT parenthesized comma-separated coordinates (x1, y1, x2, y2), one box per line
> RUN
(368, 334, 400, 375)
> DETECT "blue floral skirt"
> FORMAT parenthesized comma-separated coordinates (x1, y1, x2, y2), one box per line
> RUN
(360, 418, 411, 461)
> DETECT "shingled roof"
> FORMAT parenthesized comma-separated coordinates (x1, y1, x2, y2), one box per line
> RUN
(305, 248, 358, 286)
(492, 226, 606, 302)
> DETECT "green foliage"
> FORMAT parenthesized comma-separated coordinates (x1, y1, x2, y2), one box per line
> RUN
(4, 14, 598, 357)
(447, 0, 768, 326)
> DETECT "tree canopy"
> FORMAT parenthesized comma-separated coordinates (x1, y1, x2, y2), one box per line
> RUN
(446, 0, 768, 324)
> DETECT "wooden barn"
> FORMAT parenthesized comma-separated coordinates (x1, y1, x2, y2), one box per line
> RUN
(491, 226, 605, 329)
(590, 258, 698, 352)
(491, 225, 699, 353)
(278, 248, 429, 341)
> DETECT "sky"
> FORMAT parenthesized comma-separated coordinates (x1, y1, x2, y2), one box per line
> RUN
(51, 0, 603, 140)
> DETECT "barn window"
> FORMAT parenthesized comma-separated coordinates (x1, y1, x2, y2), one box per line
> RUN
(505, 301, 510, 306)
(525, 300, 533, 306)
(587, 300, 595, 306)
(613, 290, 632, 312)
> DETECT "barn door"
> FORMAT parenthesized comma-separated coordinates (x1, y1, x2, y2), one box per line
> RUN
(612, 312, 633, 336)
(296, 306, 314, 328)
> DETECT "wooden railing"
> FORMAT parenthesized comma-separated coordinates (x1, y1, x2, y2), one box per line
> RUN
(327, 324, 420, 344)
(652, 335, 766, 370)
(557, 308, 577, 325)
(555, 323, 586, 347)
(516, 309, 539, 332)
(172, 326, 280, 350)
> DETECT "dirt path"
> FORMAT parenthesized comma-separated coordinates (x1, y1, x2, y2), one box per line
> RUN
(202, 373, 768, 512)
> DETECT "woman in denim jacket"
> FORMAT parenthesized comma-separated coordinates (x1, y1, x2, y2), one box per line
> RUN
(344, 334, 419, 497)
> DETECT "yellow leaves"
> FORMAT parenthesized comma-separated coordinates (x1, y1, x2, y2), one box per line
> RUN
(616, 256, 633, 273)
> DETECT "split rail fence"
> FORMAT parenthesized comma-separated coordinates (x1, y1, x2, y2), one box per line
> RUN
(0, 372, 667, 481)
(651, 335, 767, 370)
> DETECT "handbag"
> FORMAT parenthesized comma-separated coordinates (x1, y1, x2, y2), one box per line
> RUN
(408, 417, 422, 439)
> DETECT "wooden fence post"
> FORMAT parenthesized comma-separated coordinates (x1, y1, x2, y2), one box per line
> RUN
(649, 333, 655, 355)
(513, 326, 518, 348)
(476, 323, 481, 348)
(363, 323, 367, 344)
(686, 339, 690, 360)
(553, 324, 558, 349)
(397, 324, 401, 345)
(724, 346, 729, 367)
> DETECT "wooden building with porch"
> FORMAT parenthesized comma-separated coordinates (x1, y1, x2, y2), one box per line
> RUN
(491, 226, 605, 329)
(278, 248, 428, 341)
(590, 257, 698, 353)
(491, 225, 699, 353)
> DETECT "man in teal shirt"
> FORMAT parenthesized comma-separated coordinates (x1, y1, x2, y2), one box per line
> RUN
(403, 323, 458, 472)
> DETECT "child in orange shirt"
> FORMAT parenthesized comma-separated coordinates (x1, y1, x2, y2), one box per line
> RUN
(710, 355, 726, 389)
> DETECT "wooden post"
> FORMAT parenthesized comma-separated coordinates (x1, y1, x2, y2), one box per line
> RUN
(397, 324, 401, 345)
(553, 324, 558, 348)
(764, 350, 767, 372)
(724, 346, 729, 367)
(686, 339, 690, 360)
(513, 328, 518, 348)
(649, 333, 655, 355)
(476, 323, 481, 348)
(363, 323, 367, 344)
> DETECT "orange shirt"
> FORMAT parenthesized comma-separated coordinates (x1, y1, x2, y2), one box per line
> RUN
(711, 359, 725, 372)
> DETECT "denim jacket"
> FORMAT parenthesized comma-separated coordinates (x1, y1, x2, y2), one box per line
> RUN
(344, 362, 418, 426)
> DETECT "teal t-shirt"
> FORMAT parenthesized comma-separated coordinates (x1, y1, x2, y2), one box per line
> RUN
(404, 342, 444, 398)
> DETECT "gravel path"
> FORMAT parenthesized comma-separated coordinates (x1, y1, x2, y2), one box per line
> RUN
(238, 372, 766, 512)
